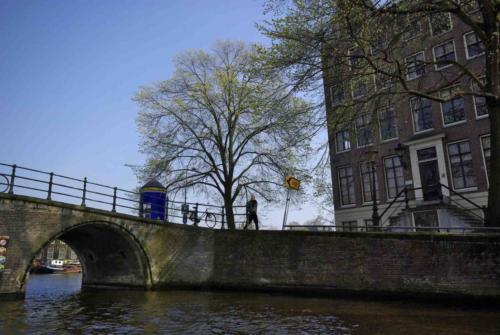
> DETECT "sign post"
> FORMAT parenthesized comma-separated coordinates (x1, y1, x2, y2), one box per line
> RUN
(282, 176, 301, 230)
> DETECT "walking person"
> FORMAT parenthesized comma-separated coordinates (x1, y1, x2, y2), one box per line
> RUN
(244, 194, 259, 230)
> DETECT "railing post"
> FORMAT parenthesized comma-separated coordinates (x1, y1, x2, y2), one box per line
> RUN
(165, 196, 169, 222)
(8, 164, 16, 194)
(81, 177, 87, 206)
(221, 206, 225, 230)
(482, 205, 487, 226)
(47, 172, 54, 200)
(404, 187, 410, 210)
(194, 203, 199, 227)
(112, 187, 117, 212)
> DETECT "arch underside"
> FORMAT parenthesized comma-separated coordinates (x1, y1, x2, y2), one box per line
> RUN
(57, 222, 150, 289)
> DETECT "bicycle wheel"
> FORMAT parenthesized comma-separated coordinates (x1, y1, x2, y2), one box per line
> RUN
(0, 174, 9, 193)
(204, 212, 218, 229)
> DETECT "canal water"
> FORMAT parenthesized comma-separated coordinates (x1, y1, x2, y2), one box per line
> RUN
(0, 274, 499, 334)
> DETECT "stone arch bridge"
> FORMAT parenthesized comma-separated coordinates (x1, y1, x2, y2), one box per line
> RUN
(1, 193, 500, 302)
(0, 194, 214, 297)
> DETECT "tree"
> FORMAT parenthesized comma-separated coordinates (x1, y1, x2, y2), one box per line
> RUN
(258, 0, 499, 226)
(134, 41, 315, 229)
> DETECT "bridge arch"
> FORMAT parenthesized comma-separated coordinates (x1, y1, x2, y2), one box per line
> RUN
(25, 221, 152, 291)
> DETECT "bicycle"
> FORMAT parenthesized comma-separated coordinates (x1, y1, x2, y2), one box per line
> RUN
(0, 174, 9, 193)
(188, 208, 219, 229)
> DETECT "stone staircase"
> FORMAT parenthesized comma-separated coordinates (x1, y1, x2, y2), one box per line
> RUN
(383, 202, 484, 233)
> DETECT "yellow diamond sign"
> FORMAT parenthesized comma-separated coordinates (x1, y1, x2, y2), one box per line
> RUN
(285, 176, 301, 190)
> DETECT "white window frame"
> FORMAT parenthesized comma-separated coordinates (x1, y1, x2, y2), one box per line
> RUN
(428, 12, 453, 37)
(402, 17, 422, 41)
(335, 129, 352, 153)
(432, 39, 457, 70)
(463, 31, 485, 60)
(471, 76, 488, 119)
(439, 86, 466, 127)
(383, 155, 405, 201)
(349, 47, 365, 71)
(479, 134, 491, 187)
(350, 75, 374, 100)
(355, 113, 374, 148)
(359, 161, 378, 204)
(337, 165, 356, 207)
(405, 51, 426, 81)
(329, 84, 349, 107)
(446, 139, 478, 192)
(378, 106, 398, 142)
(410, 97, 434, 134)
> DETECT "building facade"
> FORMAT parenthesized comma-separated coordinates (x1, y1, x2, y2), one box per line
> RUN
(324, 9, 490, 232)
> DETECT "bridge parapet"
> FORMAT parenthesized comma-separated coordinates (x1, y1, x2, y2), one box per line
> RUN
(0, 162, 247, 230)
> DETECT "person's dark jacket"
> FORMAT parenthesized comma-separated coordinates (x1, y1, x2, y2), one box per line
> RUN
(246, 200, 257, 214)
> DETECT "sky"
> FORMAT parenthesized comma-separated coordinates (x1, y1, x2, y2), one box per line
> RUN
(0, 0, 326, 228)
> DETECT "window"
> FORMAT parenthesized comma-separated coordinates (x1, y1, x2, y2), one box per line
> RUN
(356, 113, 373, 147)
(448, 141, 476, 189)
(406, 51, 425, 80)
(458, 0, 480, 13)
(351, 76, 373, 99)
(384, 156, 405, 199)
(481, 135, 491, 179)
(379, 106, 398, 141)
(335, 129, 351, 152)
(372, 35, 387, 54)
(338, 166, 355, 206)
(440, 87, 465, 125)
(360, 161, 378, 203)
(471, 78, 488, 117)
(58, 246, 67, 260)
(411, 97, 433, 132)
(342, 220, 358, 232)
(433, 40, 456, 70)
(47, 246, 54, 260)
(349, 47, 365, 70)
(329, 84, 347, 106)
(464, 31, 485, 59)
(418, 147, 437, 161)
(404, 19, 422, 41)
(375, 66, 394, 90)
(429, 12, 452, 36)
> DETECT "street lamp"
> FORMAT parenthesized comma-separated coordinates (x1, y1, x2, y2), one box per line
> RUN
(365, 150, 379, 229)
(394, 143, 410, 209)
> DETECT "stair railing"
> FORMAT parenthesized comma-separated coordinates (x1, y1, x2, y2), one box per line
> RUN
(439, 183, 486, 223)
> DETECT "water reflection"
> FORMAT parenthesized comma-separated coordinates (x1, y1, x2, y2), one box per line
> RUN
(0, 274, 498, 334)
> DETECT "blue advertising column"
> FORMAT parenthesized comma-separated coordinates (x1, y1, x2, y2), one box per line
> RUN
(140, 179, 166, 220)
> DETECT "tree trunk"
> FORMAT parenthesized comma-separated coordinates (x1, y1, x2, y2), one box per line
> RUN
(486, 100, 499, 227)
(224, 193, 236, 230)
(484, 5, 499, 227)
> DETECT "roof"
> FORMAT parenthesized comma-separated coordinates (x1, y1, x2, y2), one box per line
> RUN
(141, 179, 166, 191)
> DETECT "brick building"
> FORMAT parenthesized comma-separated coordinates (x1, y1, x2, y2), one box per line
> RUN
(324, 9, 490, 231)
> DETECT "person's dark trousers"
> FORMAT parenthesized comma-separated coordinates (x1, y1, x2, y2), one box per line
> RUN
(244, 213, 259, 230)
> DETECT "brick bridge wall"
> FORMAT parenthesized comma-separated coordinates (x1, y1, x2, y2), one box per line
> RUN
(1, 194, 499, 301)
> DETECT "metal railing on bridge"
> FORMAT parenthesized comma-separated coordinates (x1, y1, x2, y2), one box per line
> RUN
(0, 163, 247, 229)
